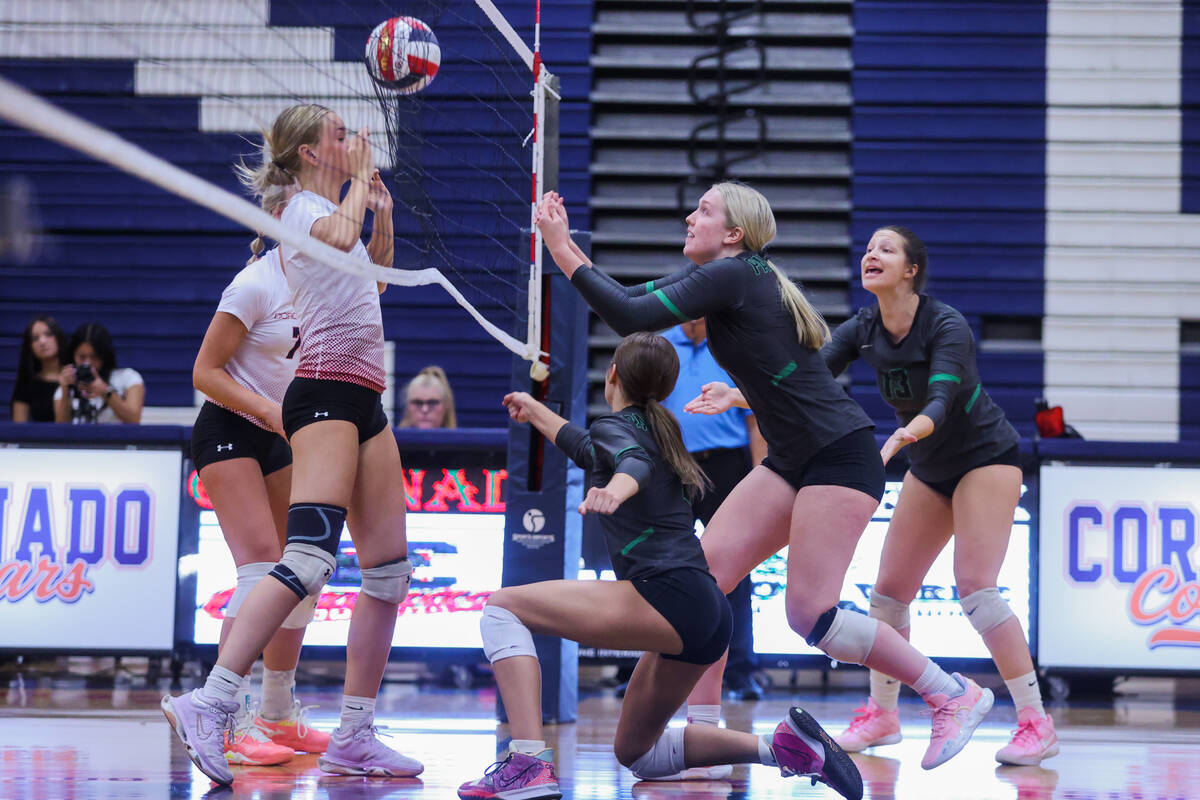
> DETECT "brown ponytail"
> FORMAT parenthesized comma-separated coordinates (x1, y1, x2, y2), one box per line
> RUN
(612, 333, 710, 499)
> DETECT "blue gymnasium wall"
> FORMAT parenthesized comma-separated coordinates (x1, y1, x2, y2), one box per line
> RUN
(1182, 0, 1200, 436)
(851, 1, 1047, 437)
(0, 1, 592, 426)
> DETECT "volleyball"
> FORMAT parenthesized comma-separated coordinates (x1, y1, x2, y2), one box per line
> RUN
(365, 16, 441, 94)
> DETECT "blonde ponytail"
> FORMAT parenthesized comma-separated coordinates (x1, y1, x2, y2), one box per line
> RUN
(713, 181, 830, 349)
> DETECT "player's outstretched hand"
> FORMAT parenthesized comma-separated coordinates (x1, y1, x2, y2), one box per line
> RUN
(684, 381, 736, 415)
(347, 127, 374, 182)
(579, 485, 622, 515)
(366, 170, 393, 215)
(535, 192, 572, 255)
(880, 426, 918, 466)
(503, 391, 539, 424)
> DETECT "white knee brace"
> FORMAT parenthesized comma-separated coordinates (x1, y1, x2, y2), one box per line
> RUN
(271, 542, 337, 598)
(629, 726, 686, 779)
(361, 557, 412, 603)
(480, 605, 537, 663)
(960, 587, 1014, 635)
(869, 591, 910, 631)
(227, 562, 274, 618)
(817, 608, 879, 665)
(281, 593, 318, 629)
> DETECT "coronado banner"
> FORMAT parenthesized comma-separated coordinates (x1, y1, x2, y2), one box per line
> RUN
(1039, 464, 1200, 671)
(0, 447, 182, 651)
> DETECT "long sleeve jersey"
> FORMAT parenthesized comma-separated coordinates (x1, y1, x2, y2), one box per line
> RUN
(822, 295, 1019, 481)
(571, 252, 873, 474)
(555, 408, 710, 581)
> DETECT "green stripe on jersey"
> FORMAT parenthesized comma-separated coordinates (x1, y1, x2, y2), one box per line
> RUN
(652, 289, 689, 322)
(644, 280, 655, 293)
(929, 373, 962, 384)
(621, 527, 655, 556)
(964, 383, 982, 413)
(614, 445, 643, 461)
(771, 361, 797, 386)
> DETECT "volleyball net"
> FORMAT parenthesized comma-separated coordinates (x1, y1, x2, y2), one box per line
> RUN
(0, 0, 555, 378)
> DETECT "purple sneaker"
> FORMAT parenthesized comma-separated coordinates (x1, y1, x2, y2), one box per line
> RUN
(458, 751, 561, 800)
(771, 707, 863, 800)
(318, 724, 424, 777)
(161, 690, 239, 785)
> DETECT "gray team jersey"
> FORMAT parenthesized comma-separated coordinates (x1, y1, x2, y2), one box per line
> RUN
(822, 295, 1019, 482)
(555, 407, 711, 582)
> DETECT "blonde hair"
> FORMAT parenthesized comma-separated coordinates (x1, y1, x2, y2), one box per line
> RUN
(234, 103, 330, 264)
(400, 366, 458, 429)
(713, 181, 830, 350)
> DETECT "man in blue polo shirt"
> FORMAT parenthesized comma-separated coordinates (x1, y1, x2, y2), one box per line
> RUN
(663, 319, 766, 700)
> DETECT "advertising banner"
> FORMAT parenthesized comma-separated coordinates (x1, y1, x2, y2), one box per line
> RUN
(190, 465, 506, 649)
(1039, 464, 1200, 670)
(752, 479, 1034, 659)
(0, 448, 182, 651)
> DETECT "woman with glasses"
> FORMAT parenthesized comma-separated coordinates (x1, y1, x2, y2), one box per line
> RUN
(399, 365, 457, 429)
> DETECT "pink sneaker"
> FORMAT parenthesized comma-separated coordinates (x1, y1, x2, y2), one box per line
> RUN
(317, 724, 424, 777)
(224, 713, 294, 765)
(458, 751, 562, 800)
(161, 690, 238, 785)
(835, 698, 902, 752)
(995, 708, 1059, 766)
(921, 673, 994, 769)
(255, 701, 331, 753)
(771, 707, 863, 800)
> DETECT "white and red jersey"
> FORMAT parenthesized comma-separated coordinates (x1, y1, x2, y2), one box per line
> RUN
(212, 247, 299, 428)
(279, 190, 386, 393)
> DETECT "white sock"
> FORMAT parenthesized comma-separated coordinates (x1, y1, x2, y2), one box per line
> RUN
(758, 734, 778, 767)
(236, 674, 253, 717)
(686, 704, 721, 727)
(339, 694, 375, 731)
(1005, 671, 1045, 717)
(200, 665, 242, 704)
(260, 667, 296, 720)
(869, 668, 901, 711)
(912, 661, 961, 700)
(510, 739, 546, 756)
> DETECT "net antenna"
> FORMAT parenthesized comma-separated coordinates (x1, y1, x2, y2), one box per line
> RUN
(0, 75, 536, 363)
(474, 0, 559, 382)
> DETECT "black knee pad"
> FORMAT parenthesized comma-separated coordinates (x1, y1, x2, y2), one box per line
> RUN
(283, 503, 347, 556)
(268, 503, 347, 599)
(805, 606, 840, 647)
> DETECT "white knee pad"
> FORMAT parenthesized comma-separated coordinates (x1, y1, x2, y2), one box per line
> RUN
(272, 542, 337, 597)
(281, 593, 318, 629)
(361, 557, 412, 603)
(629, 726, 686, 779)
(868, 591, 911, 631)
(480, 604, 537, 663)
(227, 562, 274, 618)
(960, 587, 1014, 635)
(817, 608, 879, 665)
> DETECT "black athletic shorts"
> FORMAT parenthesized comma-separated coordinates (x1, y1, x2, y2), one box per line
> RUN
(762, 427, 885, 502)
(632, 567, 732, 665)
(191, 401, 291, 475)
(912, 444, 1022, 499)
(282, 377, 389, 443)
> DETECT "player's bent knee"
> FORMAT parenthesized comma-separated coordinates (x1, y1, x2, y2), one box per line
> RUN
(806, 606, 878, 664)
(281, 593, 318, 628)
(624, 726, 686, 776)
(268, 503, 346, 599)
(960, 587, 1014, 635)
(868, 591, 910, 631)
(227, 562, 274, 618)
(360, 557, 412, 603)
(480, 604, 537, 663)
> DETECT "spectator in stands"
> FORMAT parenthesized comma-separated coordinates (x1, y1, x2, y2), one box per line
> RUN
(54, 322, 144, 424)
(10, 315, 68, 422)
(399, 365, 457, 429)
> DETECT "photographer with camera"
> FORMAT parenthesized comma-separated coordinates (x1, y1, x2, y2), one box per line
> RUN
(54, 322, 144, 424)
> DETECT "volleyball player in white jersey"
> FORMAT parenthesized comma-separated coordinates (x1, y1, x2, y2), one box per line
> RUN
(164, 104, 421, 786)
(191, 179, 331, 766)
